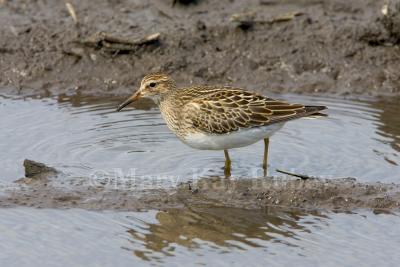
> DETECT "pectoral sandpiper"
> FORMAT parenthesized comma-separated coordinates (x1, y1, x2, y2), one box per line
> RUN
(117, 73, 327, 177)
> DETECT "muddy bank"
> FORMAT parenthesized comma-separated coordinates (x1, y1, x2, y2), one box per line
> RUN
(1, 160, 399, 212)
(1, 0, 400, 97)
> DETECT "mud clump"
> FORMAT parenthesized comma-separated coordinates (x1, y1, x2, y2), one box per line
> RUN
(2, 161, 399, 212)
(23, 159, 58, 178)
(14, 159, 59, 184)
(179, 177, 400, 211)
(359, 0, 400, 45)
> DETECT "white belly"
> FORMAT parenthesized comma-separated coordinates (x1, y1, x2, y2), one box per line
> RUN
(181, 123, 284, 150)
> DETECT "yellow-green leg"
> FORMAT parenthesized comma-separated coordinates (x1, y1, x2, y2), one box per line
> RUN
(263, 138, 269, 175)
(224, 149, 231, 178)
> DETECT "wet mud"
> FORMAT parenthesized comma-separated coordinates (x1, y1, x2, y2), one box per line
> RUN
(1, 161, 399, 212)
(1, 0, 400, 97)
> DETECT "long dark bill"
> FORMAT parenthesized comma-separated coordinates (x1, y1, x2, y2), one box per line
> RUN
(116, 90, 141, 112)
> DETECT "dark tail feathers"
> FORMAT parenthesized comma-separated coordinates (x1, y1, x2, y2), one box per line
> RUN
(305, 105, 327, 113)
(304, 105, 327, 117)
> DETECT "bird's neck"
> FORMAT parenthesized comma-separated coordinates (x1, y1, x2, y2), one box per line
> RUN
(158, 88, 182, 106)
(158, 89, 184, 134)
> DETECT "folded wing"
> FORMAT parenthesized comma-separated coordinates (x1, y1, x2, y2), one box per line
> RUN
(182, 88, 324, 134)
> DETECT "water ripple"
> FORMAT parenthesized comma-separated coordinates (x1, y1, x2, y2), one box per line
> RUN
(0, 94, 398, 183)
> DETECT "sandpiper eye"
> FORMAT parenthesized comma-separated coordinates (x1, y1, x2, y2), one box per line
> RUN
(149, 82, 156, 88)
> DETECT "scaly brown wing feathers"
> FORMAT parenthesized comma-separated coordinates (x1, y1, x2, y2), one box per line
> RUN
(182, 87, 326, 134)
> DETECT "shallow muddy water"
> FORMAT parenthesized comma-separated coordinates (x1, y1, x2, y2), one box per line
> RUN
(1, 93, 400, 266)
(0, 93, 399, 185)
(0, 207, 399, 267)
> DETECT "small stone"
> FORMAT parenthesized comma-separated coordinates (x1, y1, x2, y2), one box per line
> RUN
(23, 159, 57, 178)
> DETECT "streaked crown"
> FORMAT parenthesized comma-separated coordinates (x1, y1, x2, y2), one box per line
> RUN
(139, 72, 177, 97)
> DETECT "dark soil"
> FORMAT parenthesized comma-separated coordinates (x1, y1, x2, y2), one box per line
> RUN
(1, 0, 400, 97)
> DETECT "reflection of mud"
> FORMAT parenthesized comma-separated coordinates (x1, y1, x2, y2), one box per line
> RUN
(1, 163, 399, 211)
(371, 96, 400, 155)
(1, 0, 400, 97)
(56, 93, 157, 110)
(127, 206, 319, 260)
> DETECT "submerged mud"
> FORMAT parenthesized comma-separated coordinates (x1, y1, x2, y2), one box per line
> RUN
(1, 0, 400, 97)
(1, 161, 399, 212)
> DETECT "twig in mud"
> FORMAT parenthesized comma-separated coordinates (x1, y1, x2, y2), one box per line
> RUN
(79, 32, 160, 54)
(62, 47, 85, 59)
(9, 26, 19, 37)
(276, 169, 314, 180)
(230, 11, 304, 30)
(382, 0, 389, 15)
(270, 11, 303, 23)
(230, 12, 256, 30)
(65, 2, 78, 25)
(157, 8, 174, 20)
(259, 0, 278, 5)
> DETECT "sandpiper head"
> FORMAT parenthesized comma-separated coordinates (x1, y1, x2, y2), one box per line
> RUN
(116, 73, 176, 111)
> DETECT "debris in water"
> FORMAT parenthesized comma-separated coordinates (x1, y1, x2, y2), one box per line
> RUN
(276, 169, 314, 180)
